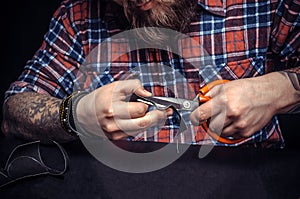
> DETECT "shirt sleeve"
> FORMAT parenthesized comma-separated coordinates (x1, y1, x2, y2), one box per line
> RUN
(4, 0, 85, 101)
(268, 0, 300, 70)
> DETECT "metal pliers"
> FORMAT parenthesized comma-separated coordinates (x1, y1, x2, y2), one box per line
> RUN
(131, 80, 246, 144)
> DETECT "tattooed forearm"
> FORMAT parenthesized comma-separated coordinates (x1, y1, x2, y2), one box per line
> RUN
(1, 92, 77, 143)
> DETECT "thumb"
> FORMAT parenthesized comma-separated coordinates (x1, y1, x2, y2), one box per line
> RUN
(116, 79, 152, 97)
(134, 85, 152, 97)
(131, 80, 152, 97)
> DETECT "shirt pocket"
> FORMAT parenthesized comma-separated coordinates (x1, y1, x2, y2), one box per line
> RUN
(219, 56, 266, 80)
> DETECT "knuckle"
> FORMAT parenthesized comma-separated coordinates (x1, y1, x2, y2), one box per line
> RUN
(228, 107, 241, 117)
(101, 122, 115, 133)
(133, 79, 142, 86)
(190, 109, 205, 125)
(135, 104, 148, 116)
(219, 94, 229, 104)
(101, 123, 110, 132)
(131, 79, 142, 92)
(236, 120, 247, 130)
(198, 109, 208, 121)
(103, 106, 114, 117)
(110, 133, 124, 140)
(221, 129, 231, 136)
(138, 117, 151, 128)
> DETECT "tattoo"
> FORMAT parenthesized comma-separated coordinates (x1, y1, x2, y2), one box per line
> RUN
(285, 66, 300, 74)
(286, 72, 300, 91)
(2, 92, 76, 143)
(287, 106, 300, 114)
(283, 67, 300, 114)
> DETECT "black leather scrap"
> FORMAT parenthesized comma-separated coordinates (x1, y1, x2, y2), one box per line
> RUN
(0, 140, 69, 188)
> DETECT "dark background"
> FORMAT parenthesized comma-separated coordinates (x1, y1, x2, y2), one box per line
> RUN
(0, 0, 62, 125)
(0, 0, 299, 147)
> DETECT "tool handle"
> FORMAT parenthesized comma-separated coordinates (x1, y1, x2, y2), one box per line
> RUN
(202, 122, 246, 144)
(199, 79, 230, 96)
(199, 79, 246, 145)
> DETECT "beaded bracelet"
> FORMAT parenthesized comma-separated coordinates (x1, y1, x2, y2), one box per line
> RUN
(59, 91, 89, 137)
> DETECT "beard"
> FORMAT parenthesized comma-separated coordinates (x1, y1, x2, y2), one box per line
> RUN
(122, 0, 198, 45)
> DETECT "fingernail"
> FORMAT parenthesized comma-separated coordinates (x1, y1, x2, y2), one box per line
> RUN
(142, 88, 152, 96)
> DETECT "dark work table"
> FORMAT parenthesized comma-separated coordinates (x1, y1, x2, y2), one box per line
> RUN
(0, 133, 299, 199)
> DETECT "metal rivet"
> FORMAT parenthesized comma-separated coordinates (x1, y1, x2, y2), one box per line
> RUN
(183, 100, 191, 109)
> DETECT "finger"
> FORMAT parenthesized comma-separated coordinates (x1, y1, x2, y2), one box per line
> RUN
(99, 117, 144, 136)
(114, 79, 152, 97)
(100, 110, 168, 134)
(206, 118, 248, 144)
(105, 131, 132, 140)
(114, 109, 169, 134)
(190, 100, 214, 125)
(221, 124, 238, 137)
(134, 85, 152, 97)
(190, 80, 228, 125)
(221, 117, 255, 138)
(111, 101, 149, 119)
(111, 102, 173, 119)
(208, 113, 232, 135)
(222, 124, 254, 138)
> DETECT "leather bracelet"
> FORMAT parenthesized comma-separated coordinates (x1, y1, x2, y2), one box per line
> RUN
(68, 91, 94, 137)
(59, 91, 88, 137)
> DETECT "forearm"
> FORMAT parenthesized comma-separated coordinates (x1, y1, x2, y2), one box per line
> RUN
(1, 92, 77, 143)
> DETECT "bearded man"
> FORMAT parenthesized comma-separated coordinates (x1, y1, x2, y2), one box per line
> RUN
(2, 0, 300, 148)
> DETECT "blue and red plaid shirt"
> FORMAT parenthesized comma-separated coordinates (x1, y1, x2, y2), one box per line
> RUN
(5, 0, 300, 147)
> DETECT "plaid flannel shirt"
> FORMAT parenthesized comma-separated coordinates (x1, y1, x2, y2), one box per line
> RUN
(5, 0, 300, 147)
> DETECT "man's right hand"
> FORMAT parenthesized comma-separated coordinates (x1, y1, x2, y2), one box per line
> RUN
(76, 79, 172, 140)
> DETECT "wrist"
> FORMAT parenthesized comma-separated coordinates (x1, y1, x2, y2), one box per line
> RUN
(281, 71, 300, 114)
(260, 72, 300, 114)
(59, 91, 90, 137)
(76, 91, 103, 137)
